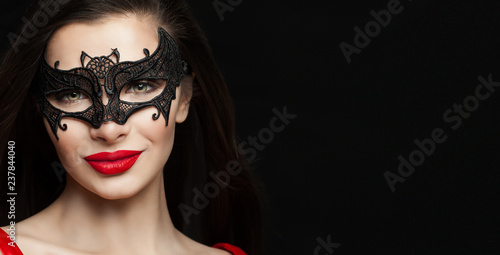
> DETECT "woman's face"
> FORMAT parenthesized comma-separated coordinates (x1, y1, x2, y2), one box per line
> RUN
(42, 15, 191, 199)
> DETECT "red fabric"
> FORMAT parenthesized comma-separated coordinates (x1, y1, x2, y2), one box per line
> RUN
(212, 243, 247, 255)
(0, 228, 24, 255)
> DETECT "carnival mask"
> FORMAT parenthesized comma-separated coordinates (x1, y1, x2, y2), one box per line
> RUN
(33, 27, 189, 139)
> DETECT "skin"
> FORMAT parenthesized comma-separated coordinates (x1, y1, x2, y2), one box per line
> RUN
(1, 15, 230, 255)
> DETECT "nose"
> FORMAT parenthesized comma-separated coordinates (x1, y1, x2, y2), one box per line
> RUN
(99, 82, 109, 105)
(89, 121, 130, 143)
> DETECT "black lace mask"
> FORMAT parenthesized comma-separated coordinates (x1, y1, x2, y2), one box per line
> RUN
(33, 27, 189, 139)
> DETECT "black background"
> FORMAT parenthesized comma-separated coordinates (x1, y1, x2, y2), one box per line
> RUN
(2, 0, 500, 254)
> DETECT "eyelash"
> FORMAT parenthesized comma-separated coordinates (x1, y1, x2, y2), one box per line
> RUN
(54, 90, 88, 104)
(125, 80, 161, 95)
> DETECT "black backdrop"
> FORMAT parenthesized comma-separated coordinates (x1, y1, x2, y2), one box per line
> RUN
(2, 0, 500, 254)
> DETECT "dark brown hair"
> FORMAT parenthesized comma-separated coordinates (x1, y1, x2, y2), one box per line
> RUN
(0, 0, 262, 253)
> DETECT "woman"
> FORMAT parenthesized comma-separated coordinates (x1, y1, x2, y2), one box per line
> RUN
(0, 0, 263, 254)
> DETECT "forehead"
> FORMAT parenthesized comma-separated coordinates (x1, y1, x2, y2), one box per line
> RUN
(46, 15, 162, 70)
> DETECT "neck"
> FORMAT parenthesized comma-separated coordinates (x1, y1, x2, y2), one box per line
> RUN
(46, 172, 180, 253)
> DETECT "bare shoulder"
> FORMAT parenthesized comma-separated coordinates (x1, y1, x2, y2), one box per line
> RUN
(194, 245, 232, 255)
(175, 231, 231, 255)
(2, 220, 39, 252)
(1, 221, 42, 254)
(1, 225, 10, 233)
(186, 241, 232, 255)
(1, 218, 84, 255)
(208, 246, 233, 255)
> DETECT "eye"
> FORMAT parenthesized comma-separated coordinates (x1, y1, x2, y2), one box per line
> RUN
(125, 80, 160, 95)
(65, 91, 84, 101)
(55, 90, 88, 103)
(130, 83, 149, 93)
(47, 89, 92, 112)
(119, 79, 166, 103)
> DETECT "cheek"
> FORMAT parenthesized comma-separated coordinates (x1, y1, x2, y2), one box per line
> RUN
(42, 118, 93, 168)
(138, 109, 176, 148)
(128, 98, 181, 166)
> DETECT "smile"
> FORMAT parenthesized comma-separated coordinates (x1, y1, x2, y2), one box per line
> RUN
(84, 150, 143, 175)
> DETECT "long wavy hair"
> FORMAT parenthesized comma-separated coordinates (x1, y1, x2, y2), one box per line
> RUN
(0, 0, 262, 253)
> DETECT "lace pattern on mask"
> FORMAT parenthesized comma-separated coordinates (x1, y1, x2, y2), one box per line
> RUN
(33, 27, 188, 139)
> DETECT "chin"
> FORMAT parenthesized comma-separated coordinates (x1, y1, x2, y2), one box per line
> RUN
(94, 189, 141, 200)
(70, 169, 154, 200)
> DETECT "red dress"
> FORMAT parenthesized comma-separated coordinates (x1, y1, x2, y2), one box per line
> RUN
(0, 228, 246, 255)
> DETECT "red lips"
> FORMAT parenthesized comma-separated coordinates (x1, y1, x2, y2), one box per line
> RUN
(84, 150, 142, 175)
